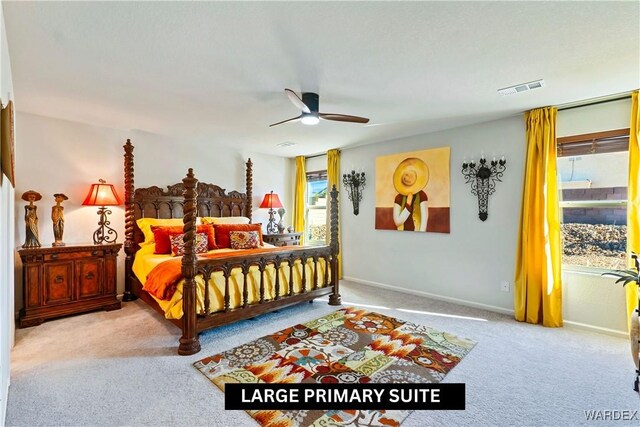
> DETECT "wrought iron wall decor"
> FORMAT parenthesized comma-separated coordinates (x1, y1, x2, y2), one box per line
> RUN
(461, 154, 506, 221)
(343, 168, 366, 215)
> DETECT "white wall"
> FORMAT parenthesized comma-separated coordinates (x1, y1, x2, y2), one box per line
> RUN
(306, 155, 327, 173)
(340, 116, 525, 312)
(0, 4, 13, 424)
(557, 98, 632, 137)
(14, 112, 293, 304)
(339, 99, 632, 335)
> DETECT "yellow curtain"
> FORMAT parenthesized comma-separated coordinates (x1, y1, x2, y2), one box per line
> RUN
(627, 91, 640, 325)
(293, 156, 307, 244)
(514, 107, 563, 327)
(326, 149, 342, 278)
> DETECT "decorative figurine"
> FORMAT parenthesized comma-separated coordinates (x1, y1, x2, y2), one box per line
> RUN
(22, 190, 42, 248)
(277, 207, 286, 234)
(287, 225, 294, 233)
(51, 193, 68, 247)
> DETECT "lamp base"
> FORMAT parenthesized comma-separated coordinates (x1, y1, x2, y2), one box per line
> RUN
(93, 206, 118, 244)
(266, 208, 278, 235)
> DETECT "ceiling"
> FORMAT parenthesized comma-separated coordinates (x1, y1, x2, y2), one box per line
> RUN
(3, 1, 639, 157)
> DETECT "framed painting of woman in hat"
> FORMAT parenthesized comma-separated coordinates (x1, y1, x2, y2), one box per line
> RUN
(375, 147, 450, 233)
(392, 157, 430, 231)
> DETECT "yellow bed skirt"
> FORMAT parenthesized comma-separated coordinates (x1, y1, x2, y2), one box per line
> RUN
(133, 245, 329, 319)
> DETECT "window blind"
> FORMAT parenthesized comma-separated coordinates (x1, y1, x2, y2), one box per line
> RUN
(557, 128, 629, 157)
(306, 170, 327, 182)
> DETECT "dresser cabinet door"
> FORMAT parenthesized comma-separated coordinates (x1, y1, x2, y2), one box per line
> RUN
(76, 258, 104, 299)
(104, 257, 117, 295)
(24, 264, 41, 308)
(43, 262, 73, 305)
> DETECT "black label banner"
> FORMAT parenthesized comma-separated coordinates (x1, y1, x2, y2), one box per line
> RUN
(225, 383, 465, 410)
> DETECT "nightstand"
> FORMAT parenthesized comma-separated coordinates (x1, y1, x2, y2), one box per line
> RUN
(18, 243, 122, 328)
(263, 232, 302, 247)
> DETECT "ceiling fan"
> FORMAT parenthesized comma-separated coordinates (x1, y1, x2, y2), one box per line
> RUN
(269, 89, 370, 127)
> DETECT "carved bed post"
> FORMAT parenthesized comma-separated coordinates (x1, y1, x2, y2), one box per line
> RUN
(123, 139, 138, 302)
(178, 168, 201, 355)
(246, 158, 253, 221)
(328, 185, 341, 305)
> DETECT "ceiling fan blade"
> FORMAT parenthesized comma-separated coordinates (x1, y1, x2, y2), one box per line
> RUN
(285, 88, 311, 114)
(319, 113, 370, 124)
(269, 115, 302, 127)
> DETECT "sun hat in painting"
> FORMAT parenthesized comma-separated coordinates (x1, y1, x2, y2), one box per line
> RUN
(392, 157, 429, 196)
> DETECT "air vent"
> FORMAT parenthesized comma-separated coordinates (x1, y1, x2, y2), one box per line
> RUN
(498, 79, 545, 96)
(276, 141, 296, 147)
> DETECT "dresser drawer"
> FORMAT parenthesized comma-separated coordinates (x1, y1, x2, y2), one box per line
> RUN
(282, 235, 300, 244)
(44, 250, 102, 262)
(263, 233, 302, 247)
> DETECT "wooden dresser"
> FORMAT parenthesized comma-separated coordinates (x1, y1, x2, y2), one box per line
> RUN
(262, 232, 302, 247)
(18, 243, 122, 328)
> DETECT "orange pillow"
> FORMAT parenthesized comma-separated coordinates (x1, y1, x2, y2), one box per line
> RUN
(214, 223, 263, 249)
(151, 224, 218, 254)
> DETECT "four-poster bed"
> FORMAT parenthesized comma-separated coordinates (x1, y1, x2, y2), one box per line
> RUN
(122, 140, 341, 355)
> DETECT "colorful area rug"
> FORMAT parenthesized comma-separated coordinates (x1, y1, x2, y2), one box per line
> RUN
(194, 307, 476, 426)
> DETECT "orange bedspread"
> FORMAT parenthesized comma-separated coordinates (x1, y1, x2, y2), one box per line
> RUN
(144, 246, 297, 300)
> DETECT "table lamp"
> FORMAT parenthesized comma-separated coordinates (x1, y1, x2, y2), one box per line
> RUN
(259, 190, 283, 234)
(82, 179, 122, 244)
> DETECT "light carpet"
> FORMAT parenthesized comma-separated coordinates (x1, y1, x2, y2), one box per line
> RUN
(194, 307, 475, 426)
(6, 281, 640, 426)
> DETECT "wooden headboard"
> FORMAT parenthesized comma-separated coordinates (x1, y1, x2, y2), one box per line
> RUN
(122, 139, 253, 300)
(131, 182, 253, 246)
(133, 182, 251, 218)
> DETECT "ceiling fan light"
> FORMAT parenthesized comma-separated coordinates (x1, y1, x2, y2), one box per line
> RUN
(301, 114, 319, 125)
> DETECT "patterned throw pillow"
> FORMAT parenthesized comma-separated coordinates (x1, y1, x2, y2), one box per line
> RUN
(151, 224, 217, 254)
(229, 231, 260, 249)
(213, 223, 263, 249)
(170, 232, 208, 256)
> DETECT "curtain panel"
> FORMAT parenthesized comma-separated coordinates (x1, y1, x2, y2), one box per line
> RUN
(627, 91, 640, 327)
(326, 149, 342, 278)
(293, 156, 307, 245)
(514, 107, 563, 327)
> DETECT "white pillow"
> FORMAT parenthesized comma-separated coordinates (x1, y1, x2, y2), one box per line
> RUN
(200, 216, 250, 225)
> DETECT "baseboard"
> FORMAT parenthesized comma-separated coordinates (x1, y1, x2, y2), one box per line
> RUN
(563, 320, 627, 339)
(343, 276, 514, 315)
(343, 276, 628, 338)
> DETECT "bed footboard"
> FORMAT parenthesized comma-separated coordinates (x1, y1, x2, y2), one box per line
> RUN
(178, 169, 341, 356)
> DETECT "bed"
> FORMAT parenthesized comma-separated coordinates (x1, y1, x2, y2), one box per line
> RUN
(122, 140, 341, 355)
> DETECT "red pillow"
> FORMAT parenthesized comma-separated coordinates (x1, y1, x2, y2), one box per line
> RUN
(214, 223, 263, 249)
(151, 224, 217, 254)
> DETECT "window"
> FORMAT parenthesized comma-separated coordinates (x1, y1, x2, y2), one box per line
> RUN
(305, 170, 327, 245)
(558, 128, 629, 270)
